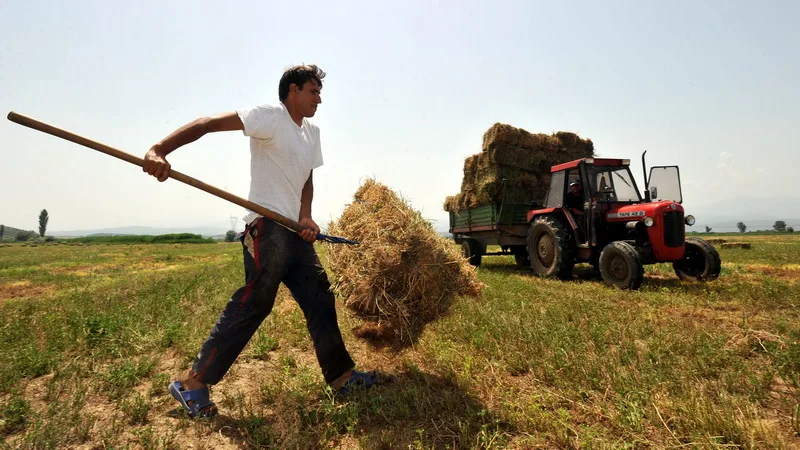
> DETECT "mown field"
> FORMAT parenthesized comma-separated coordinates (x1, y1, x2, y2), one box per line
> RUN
(0, 235, 799, 449)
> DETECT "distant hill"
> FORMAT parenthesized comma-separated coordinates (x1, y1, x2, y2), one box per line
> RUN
(49, 225, 229, 238)
(0, 224, 37, 241)
(692, 218, 800, 233)
(690, 196, 800, 232)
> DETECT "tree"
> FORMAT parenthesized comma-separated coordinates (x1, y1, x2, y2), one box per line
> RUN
(737, 222, 746, 233)
(16, 231, 34, 241)
(788, 227, 795, 233)
(0, 224, 4, 240)
(773, 220, 787, 232)
(705, 226, 712, 233)
(39, 209, 49, 237)
(225, 230, 237, 242)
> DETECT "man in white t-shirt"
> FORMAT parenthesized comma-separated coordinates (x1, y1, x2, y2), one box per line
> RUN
(143, 65, 377, 418)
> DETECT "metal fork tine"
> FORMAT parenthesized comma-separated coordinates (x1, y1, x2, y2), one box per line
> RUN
(317, 233, 360, 245)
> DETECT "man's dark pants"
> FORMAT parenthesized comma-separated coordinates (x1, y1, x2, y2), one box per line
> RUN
(189, 218, 355, 385)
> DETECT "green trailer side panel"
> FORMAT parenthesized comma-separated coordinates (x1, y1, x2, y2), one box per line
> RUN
(496, 203, 530, 226)
(451, 204, 492, 229)
(449, 203, 529, 231)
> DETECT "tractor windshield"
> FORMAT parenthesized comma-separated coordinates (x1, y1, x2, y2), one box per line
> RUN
(587, 166, 642, 202)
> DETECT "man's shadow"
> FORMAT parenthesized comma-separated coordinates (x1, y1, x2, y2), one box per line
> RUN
(210, 368, 514, 449)
(343, 368, 514, 449)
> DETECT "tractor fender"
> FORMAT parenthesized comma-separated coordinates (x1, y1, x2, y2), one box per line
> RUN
(527, 207, 582, 244)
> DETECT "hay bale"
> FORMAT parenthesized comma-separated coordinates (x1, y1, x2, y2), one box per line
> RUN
(721, 242, 752, 249)
(705, 239, 727, 245)
(482, 123, 594, 155)
(445, 123, 594, 213)
(326, 179, 484, 346)
(554, 131, 595, 156)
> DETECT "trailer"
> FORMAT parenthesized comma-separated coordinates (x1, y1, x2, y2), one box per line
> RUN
(449, 197, 531, 267)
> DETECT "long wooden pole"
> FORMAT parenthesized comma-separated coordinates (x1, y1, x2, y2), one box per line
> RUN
(7, 111, 307, 234)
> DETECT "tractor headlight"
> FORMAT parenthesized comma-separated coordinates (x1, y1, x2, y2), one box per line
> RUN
(643, 216, 655, 227)
(685, 215, 696, 226)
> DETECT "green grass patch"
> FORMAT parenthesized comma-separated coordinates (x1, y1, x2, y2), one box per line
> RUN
(0, 391, 31, 435)
(66, 233, 216, 244)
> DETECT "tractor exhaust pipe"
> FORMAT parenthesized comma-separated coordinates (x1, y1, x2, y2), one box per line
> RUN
(641, 150, 650, 202)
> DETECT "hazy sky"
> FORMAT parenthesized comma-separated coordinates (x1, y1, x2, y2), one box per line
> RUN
(2, 0, 798, 233)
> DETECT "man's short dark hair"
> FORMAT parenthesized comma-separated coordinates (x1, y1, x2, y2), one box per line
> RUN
(279, 65, 325, 101)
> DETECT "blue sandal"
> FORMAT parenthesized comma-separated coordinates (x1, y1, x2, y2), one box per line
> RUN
(169, 380, 218, 418)
(337, 370, 379, 397)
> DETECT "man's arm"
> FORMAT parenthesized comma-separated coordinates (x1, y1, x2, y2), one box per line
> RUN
(144, 112, 244, 182)
(300, 171, 314, 220)
(298, 172, 320, 243)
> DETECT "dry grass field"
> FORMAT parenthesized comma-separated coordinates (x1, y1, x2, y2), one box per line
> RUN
(1, 234, 799, 449)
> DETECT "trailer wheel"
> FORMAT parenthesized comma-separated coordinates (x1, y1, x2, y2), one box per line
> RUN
(590, 253, 601, 275)
(599, 241, 644, 290)
(512, 246, 529, 267)
(462, 239, 483, 267)
(528, 216, 574, 279)
(673, 238, 721, 281)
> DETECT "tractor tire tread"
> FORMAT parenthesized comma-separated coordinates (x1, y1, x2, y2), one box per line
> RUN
(528, 215, 575, 280)
(673, 237, 721, 281)
(599, 241, 644, 290)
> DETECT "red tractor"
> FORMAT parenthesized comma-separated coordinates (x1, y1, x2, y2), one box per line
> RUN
(526, 152, 720, 289)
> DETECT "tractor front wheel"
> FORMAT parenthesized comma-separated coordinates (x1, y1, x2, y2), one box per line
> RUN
(599, 241, 644, 290)
(528, 216, 574, 279)
(673, 238, 721, 281)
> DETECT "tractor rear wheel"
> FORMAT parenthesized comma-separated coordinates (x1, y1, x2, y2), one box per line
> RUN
(599, 241, 644, 290)
(673, 238, 721, 281)
(528, 216, 574, 279)
(461, 239, 483, 267)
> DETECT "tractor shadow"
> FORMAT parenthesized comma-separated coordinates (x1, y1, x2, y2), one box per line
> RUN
(637, 275, 722, 293)
(479, 260, 710, 292)
(480, 260, 600, 282)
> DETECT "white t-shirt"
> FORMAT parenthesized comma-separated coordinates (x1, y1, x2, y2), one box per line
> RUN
(237, 103, 323, 225)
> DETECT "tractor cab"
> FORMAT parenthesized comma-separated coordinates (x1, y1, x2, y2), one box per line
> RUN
(546, 157, 644, 208)
(526, 153, 720, 290)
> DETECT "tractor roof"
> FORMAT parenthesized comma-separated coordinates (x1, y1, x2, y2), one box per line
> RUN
(551, 158, 630, 173)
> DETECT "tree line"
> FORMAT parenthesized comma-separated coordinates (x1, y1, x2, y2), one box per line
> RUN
(698, 221, 795, 234)
(1, 210, 50, 241)
(731, 221, 794, 233)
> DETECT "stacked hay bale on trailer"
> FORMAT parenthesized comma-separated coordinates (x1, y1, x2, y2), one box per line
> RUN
(444, 123, 594, 266)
